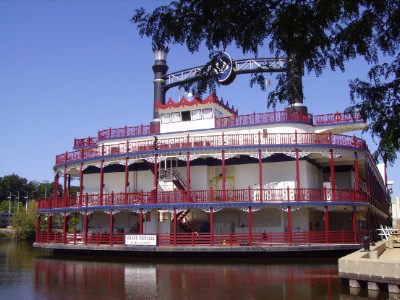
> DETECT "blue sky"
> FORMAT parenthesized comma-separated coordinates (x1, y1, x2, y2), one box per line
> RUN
(0, 0, 398, 197)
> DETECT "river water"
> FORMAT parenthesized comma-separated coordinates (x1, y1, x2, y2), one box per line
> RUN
(0, 241, 395, 300)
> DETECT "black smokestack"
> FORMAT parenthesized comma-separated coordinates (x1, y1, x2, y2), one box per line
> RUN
(152, 47, 169, 119)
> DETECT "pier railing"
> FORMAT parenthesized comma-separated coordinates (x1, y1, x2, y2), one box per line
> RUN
(37, 187, 367, 209)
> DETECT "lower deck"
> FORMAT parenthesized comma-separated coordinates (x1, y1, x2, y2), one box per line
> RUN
(35, 203, 376, 252)
(34, 236, 361, 258)
(36, 230, 366, 246)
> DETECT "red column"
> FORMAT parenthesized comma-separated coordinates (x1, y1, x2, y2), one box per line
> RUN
(36, 215, 41, 242)
(173, 208, 177, 246)
(287, 206, 292, 244)
(354, 152, 360, 190)
(84, 212, 88, 244)
(258, 148, 263, 202)
(329, 149, 336, 200)
(186, 151, 190, 192)
(79, 163, 84, 205)
(210, 207, 214, 246)
(295, 149, 300, 200)
(63, 166, 67, 207)
(324, 206, 329, 243)
(124, 157, 129, 202)
(353, 206, 357, 243)
(100, 159, 104, 206)
(222, 150, 226, 201)
(248, 206, 253, 245)
(139, 208, 143, 234)
(109, 210, 113, 246)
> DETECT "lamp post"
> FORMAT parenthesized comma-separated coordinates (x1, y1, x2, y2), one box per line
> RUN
(16, 192, 20, 213)
(7, 192, 12, 214)
(24, 191, 28, 211)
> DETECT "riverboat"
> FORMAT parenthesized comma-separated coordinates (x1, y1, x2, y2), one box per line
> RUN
(34, 49, 391, 255)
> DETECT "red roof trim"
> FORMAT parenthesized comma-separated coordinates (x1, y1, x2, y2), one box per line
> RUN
(156, 93, 238, 115)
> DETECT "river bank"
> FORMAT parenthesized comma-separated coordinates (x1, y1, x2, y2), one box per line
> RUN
(0, 227, 14, 239)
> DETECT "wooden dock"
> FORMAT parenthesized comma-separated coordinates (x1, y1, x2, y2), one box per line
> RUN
(338, 240, 400, 294)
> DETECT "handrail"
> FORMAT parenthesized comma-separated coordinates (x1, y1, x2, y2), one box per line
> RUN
(37, 187, 368, 209)
(74, 136, 98, 148)
(73, 124, 160, 148)
(71, 110, 364, 149)
(36, 230, 369, 246)
(98, 123, 160, 141)
(215, 110, 314, 127)
(56, 132, 367, 165)
(314, 111, 363, 125)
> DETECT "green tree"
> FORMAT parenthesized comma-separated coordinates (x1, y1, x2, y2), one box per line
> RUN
(132, 0, 399, 164)
(51, 214, 64, 230)
(69, 186, 79, 197)
(67, 213, 80, 233)
(0, 174, 28, 201)
(10, 200, 37, 240)
(0, 174, 60, 204)
(0, 200, 9, 212)
(36, 181, 58, 198)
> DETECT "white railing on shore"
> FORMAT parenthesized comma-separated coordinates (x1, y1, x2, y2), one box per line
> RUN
(378, 224, 399, 240)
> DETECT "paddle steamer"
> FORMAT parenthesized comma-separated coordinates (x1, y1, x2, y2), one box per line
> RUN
(34, 49, 390, 253)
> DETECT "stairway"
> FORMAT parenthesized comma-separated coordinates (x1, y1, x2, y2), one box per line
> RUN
(160, 169, 199, 233)
(177, 210, 198, 233)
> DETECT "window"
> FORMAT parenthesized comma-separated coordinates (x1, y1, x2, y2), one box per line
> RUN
(161, 113, 170, 124)
(202, 108, 213, 119)
(171, 112, 181, 122)
(158, 211, 170, 222)
(181, 110, 191, 121)
(214, 109, 223, 118)
(191, 109, 202, 120)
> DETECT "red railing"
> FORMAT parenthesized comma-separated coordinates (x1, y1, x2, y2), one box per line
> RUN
(73, 124, 161, 149)
(56, 132, 367, 164)
(98, 123, 160, 141)
(71, 111, 364, 149)
(37, 188, 368, 209)
(215, 110, 314, 127)
(35, 230, 368, 247)
(73, 136, 98, 148)
(314, 111, 363, 125)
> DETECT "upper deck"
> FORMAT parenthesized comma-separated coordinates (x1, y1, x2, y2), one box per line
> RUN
(60, 95, 366, 167)
(73, 94, 365, 148)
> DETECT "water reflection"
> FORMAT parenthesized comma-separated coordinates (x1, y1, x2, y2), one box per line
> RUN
(0, 242, 38, 299)
(34, 260, 126, 299)
(34, 258, 341, 300)
(0, 242, 395, 300)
